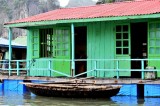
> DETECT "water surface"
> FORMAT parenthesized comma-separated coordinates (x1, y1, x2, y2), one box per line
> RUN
(0, 91, 160, 106)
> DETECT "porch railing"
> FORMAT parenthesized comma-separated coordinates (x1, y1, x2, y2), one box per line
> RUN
(0, 59, 27, 76)
(0, 59, 159, 79)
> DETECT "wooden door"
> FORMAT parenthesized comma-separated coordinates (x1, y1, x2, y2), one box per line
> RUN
(148, 22, 160, 77)
(52, 27, 71, 76)
(115, 24, 131, 77)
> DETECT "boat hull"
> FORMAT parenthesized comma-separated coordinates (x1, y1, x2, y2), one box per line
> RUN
(25, 83, 121, 98)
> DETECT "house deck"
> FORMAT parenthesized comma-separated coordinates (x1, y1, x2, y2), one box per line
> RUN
(0, 75, 160, 85)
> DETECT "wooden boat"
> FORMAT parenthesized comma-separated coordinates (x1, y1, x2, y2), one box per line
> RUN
(23, 81, 121, 98)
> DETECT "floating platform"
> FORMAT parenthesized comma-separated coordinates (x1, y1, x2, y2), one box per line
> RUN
(1, 75, 160, 85)
(1, 76, 160, 97)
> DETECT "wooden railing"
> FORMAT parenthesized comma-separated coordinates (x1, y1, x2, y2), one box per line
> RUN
(0, 59, 159, 79)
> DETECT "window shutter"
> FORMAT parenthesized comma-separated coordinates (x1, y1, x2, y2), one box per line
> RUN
(32, 29, 40, 58)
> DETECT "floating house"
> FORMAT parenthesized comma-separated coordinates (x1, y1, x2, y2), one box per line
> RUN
(0, 37, 26, 69)
(0, 37, 26, 60)
(4, 0, 160, 78)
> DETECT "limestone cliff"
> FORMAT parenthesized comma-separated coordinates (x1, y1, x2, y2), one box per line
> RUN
(2, 0, 96, 39)
(2, 0, 60, 39)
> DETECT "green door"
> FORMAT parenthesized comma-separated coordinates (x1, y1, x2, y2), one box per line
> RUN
(52, 27, 71, 76)
(115, 24, 131, 77)
(148, 22, 160, 77)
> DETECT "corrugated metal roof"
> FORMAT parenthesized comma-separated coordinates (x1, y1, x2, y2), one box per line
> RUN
(0, 38, 26, 48)
(13, 36, 27, 46)
(4, 0, 160, 25)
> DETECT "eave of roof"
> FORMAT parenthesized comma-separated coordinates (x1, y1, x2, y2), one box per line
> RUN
(4, 13, 160, 28)
(0, 44, 26, 49)
(0, 38, 26, 48)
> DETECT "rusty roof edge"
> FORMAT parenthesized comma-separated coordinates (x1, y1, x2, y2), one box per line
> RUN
(4, 13, 160, 28)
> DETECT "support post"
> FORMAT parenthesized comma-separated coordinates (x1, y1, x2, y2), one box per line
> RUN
(94, 61, 97, 77)
(8, 27, 12, 76)
(71, 23, 75, 77)
(48, 60, 51, 77)
(141, 60, 145, 79)
(26, 32, 30, 76)
(116, 60, 119, 79)
(137, 84, 144, 98)
(27, 60, 30, 76)
(16, 60, 20, 76)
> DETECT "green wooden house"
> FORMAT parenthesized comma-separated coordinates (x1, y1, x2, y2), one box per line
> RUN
(4, 0, 160, 78)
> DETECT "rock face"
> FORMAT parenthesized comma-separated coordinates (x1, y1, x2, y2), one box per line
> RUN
(2, 0, 96, 39)
(2, 0, 60, 39)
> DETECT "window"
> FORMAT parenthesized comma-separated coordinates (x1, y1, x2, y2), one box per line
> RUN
(38, 28, 70, 58)
(149, 23, 160, 54)
(32, 29, 39, 58)
(53, 29, 70, 57)
(115, 25, 130, 55)
(40, 28, 53, 57)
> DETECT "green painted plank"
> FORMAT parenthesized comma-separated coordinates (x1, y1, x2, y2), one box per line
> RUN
(107, 22, 115, 78)
(104, 22, 108, 77)
(110, 22, 116, 77)
(99, 22, 105, 77)
(103, 22, 115, 78)
(90, 22, 96, 77)
(87, 23, 92, 77)
(88, 23, 93, 77)
(87, 21, 117, 78)
(95, 22, 100, 77)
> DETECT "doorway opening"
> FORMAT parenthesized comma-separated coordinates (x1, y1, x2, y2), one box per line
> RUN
(74, 26, 87, 77)
(131, 22, 148, 78)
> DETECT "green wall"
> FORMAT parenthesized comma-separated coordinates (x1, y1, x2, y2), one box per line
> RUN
(27, 22, 117, 77)
(87, 22, 115, 78)
(26, 19, 160, 78)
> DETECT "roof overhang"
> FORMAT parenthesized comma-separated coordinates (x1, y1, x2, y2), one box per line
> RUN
(4, 13, 160, 28)
(0, 45, 26, 49)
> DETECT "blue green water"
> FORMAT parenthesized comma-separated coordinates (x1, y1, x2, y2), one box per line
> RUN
(0, 90, 160, 106)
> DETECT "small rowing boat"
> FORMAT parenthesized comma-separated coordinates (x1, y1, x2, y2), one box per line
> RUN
(22, 80, 121, 98)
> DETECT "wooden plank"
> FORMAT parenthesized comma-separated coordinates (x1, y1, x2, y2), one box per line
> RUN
(1, 75, 160, 84)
